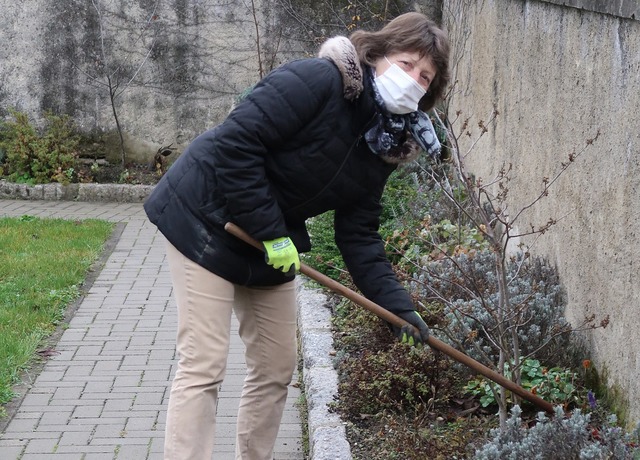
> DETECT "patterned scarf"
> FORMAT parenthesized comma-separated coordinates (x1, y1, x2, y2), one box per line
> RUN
(364, 67, 441, 164)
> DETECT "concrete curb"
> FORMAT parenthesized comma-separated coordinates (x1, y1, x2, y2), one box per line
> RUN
(0, 180, 155, 202)
(297, 285, 352, 460)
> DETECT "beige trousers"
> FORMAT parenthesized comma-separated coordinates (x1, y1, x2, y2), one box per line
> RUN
(164, 242, 297, 460)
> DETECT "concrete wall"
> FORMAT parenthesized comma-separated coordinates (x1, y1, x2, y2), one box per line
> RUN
(0, 0, 296, 163)
(443, 0, 640, 424)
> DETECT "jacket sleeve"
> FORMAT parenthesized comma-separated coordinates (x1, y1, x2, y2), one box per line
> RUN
(334, 187, 415, 315)
(212, 59, 338, 241)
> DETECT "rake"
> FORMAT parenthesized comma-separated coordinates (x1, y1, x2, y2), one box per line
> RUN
(224, 222, 555, 414)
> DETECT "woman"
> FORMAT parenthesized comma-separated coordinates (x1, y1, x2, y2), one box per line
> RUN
(144, 11, 450, 460)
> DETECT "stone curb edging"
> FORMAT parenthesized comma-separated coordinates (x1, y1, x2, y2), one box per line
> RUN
(0, 180, 155, 203)
(297, 284, 352, 460)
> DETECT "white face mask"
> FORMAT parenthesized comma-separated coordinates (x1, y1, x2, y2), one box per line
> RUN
(374, 58, 426, 114)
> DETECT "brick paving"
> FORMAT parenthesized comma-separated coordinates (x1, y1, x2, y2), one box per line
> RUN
(0, 199, 305, 460)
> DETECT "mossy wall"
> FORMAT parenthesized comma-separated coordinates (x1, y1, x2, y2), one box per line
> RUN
(0, 0, 294, 162)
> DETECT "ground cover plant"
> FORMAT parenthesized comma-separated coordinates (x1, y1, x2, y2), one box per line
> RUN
(0, 215, 114, 418)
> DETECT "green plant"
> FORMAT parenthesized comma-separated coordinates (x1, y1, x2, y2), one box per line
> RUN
(465, 359, 583, 409)
(51, 167, 77, 184)
(520, 360, 580, 406)
(336, 344, 455, 415)
(330, 291, 462, 419)
(0, 110, 38, 179)
(346, 410, 489, 460)
(429, 218, 489, 256)
(0, 108, 80, 184)
(118, 169, 131, 183)
(303, 210, 348, 282)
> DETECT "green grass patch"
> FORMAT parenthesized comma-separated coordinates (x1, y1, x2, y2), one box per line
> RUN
(0, 215, 114, 410)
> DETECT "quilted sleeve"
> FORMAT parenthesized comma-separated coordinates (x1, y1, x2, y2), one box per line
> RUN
(334, 185, 415, 314)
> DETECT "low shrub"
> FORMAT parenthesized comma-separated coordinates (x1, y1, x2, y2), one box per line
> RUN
(474, 405, 640, 460)
(346, 411, 490, 460)
(336, 342, 459, 416)
(331, 297, 483, 460)
(0, 108, 80, 184)
(412, 250, 572, 368)
(331, 286, 462, 416)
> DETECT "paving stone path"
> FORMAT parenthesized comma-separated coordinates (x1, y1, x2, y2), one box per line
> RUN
(0, 199, 304, 460)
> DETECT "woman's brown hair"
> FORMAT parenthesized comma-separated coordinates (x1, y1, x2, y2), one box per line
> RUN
(350, 12, 450, 111)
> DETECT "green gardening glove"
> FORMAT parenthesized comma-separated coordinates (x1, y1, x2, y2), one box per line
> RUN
(391, 311, 430, 347)
(262, 236, 300, 274)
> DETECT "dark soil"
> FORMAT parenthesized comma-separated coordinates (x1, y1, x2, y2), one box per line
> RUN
(77, 162, 163, 186)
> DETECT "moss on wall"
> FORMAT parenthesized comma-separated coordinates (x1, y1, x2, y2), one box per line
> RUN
(598, 366, 632, 429)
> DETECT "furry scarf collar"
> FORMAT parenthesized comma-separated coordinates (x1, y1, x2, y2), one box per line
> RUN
(318, 36, 364, 102)
(318, 36, 441, 165)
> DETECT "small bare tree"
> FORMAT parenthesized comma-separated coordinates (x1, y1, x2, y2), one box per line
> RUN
(71, 0, 161, 167)
(380, 101, 604, 429)
(430, 103, 603, 426)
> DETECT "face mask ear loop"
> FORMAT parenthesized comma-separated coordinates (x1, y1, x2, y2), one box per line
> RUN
(373, 57, 391, 79)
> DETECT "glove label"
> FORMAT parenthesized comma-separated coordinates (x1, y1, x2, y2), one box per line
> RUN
(263, 236, 300, 274)
(272, 239, 291, 250)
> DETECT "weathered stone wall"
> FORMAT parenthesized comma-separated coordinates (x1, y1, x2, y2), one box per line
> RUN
(443, 0, 640, 425)
(0, 0, 301, 163)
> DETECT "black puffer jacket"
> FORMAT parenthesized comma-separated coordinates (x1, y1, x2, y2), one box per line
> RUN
(144, 40, 415, 314)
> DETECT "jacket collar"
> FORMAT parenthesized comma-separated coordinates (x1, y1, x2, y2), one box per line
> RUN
(318, 36, 364, 101)
(318, 36, 423, 166)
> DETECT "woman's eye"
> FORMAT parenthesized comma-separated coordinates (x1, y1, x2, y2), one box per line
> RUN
(399, 61, 412, 70)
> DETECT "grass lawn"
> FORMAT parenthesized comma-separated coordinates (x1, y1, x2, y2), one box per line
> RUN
(0, 215, 114, 417)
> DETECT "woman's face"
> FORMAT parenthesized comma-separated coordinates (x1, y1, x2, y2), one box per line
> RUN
(374, 51, 436, 91)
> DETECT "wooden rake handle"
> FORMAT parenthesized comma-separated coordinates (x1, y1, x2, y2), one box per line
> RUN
(224, 222, 556, 414)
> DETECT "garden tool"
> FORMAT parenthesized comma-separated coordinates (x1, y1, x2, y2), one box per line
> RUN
(224, 222, 555, 415)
